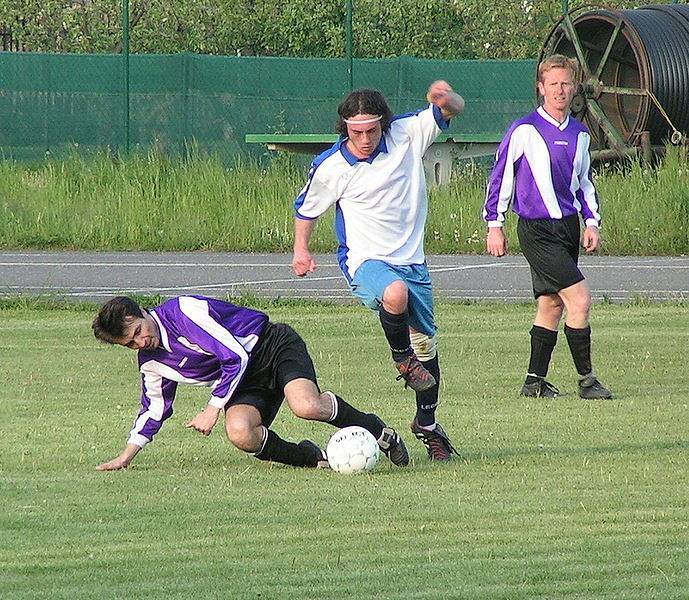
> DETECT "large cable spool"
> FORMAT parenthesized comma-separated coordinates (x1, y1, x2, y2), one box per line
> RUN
(540, 4, 689, 159)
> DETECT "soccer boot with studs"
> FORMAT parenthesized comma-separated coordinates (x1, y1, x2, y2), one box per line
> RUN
(297, 439, 330, 469)
(410, 419, 458, 461)
(394, 355, 437, 392)
(378, 427, 410, 466)
(520, 378, 560, 398)
(578, 374, 613, 399)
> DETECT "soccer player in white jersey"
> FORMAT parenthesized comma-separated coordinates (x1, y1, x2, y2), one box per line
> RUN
(483, 55, 612, 400)
(292, 81, 465, 461)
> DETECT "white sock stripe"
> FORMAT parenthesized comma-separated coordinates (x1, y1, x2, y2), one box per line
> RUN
(324, 391, 338, 421)
(253, 426, 269, 456)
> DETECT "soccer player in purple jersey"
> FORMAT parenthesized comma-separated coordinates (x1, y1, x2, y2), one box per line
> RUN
(291, 82, 465, 461)
(483, 55, 612, 400)
(92, 295, 408, 471)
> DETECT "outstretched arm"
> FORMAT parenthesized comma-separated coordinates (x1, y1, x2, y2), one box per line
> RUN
(96, 443, 141, 471)
(427, 80, 465, 121)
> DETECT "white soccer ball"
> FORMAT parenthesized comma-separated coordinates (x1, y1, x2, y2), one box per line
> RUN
(326, 426, 380, 474)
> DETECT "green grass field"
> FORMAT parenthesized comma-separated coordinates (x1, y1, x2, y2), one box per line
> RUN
(2, 302, 688, 599)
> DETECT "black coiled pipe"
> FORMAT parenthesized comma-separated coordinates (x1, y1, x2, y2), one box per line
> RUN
(619, 4, 689, 143)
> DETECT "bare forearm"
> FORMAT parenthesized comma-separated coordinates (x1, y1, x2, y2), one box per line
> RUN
(439, 91, 465, 120)
(427, 80, 465, 120)
(292, 218, 318, 276)
(96, 443, 142, 471)
(294, 218, 316, 252)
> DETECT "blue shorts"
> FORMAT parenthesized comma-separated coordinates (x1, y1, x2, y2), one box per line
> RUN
(350, 260, 436, 337)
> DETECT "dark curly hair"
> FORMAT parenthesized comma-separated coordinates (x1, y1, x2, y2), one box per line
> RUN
(336, 89, 393, 136)
(92, 296, 144, 344)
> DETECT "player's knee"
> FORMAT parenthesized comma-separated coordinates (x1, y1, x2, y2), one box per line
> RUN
(290, 395, 326, 420)
(410, 332, 437, 361)
(225, 419, 260, 452)
(382, 280, 408, 313)
(540, 295, 564, 319)
(570, 294, 591, 319)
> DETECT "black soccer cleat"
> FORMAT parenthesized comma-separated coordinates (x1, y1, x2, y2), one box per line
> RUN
(378, 427, 410, 466)
(298, 439, 330, 469)
(410, 419, 458, 461)
(520, 378, 560, 398)
(394, 355, 437, 392)
(578, 375, 613, 399)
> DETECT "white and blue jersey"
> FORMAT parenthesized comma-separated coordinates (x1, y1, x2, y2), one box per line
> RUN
(484, 106, 601, 228)
(295, 105, 449, 281)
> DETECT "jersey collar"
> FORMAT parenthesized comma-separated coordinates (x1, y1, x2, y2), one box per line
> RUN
(537, 106, 570, 130)
(149, 308, 171, 352)
(339, 136, 388, 166)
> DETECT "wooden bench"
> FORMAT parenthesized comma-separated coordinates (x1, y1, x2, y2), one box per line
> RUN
(245, 133, 499, 185)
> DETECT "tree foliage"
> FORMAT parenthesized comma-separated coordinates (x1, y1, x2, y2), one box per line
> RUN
(0, 0, 681, 59)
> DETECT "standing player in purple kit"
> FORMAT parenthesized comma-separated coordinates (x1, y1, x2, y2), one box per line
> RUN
(291, 81, 464, 460)
(92, 295, 408, 470)
(483, 54, 612, 400)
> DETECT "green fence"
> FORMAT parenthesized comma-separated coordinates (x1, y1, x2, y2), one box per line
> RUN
(0, 52, 536, 161)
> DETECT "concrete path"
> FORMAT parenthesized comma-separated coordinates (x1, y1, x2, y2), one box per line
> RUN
(2, 251, 687, 303)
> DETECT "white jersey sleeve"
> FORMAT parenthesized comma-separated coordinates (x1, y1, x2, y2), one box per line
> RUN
(391, 105, 448, 158)
(294, 145, 344, 220)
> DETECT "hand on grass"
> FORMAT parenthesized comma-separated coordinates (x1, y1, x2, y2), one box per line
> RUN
(96, 444, 140, 471)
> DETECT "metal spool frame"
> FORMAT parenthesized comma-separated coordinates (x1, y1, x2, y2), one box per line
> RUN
(540, 6, 686, 161)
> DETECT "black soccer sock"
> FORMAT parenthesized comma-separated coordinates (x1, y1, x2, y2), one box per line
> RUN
(415, 355, 440, 427)
(379, 307, 413, 362)
(328, 394, 385, 439)
(526, 325, 558, 383)
(564, 324, 593, 376)
(253, 429, 317, 467)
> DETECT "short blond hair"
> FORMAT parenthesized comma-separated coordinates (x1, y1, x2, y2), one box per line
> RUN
(538, 54, 579, 83)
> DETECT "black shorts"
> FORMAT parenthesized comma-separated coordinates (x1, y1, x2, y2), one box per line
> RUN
(225, 322, 318, 427)
(517, 214, 585, 298)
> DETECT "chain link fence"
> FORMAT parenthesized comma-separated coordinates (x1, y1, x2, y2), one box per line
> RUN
(0, 52, 535, 161)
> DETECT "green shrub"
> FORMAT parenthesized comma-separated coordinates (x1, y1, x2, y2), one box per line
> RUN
(0, 0, 671, 59)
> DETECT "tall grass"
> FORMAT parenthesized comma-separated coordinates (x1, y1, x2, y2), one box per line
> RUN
(1, 146, 687, 254)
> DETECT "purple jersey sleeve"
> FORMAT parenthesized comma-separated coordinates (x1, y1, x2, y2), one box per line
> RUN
(128, 367, 178, 447)
(483, 122, 523, 226)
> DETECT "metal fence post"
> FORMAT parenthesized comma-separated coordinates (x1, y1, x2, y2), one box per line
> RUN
(346, 0, 353, 91)
(122, 0, 130, 154)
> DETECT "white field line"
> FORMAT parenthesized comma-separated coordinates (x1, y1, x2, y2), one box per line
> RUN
(1, 260, 688, 270)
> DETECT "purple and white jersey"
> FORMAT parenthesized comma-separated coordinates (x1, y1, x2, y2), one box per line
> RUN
(484, 106, 601, 228)
(294, 105, 449, 281)
(127, 296, 268, 448)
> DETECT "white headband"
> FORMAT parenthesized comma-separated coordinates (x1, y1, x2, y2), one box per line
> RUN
(343, 115, 382, 125)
